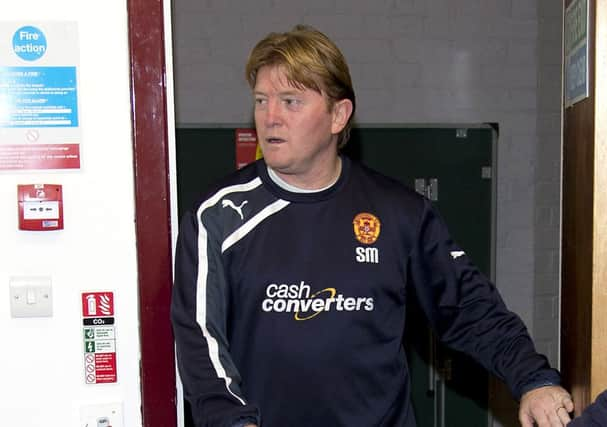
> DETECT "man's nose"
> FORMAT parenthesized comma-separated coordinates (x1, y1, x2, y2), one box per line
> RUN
(264, 99, 282, 127)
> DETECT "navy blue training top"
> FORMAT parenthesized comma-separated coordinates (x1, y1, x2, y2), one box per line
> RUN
(171, 156, 560, 427)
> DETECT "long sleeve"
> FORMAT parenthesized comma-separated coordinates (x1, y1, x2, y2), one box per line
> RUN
(407, 199, 560, 400)
(171, 206, 260, 427)
(569, 390, 607, 426)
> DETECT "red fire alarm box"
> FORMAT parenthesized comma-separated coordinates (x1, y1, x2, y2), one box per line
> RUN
(17, 184, 64, 231)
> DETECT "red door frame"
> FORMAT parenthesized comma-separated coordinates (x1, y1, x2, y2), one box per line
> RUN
(127, 0, 177, 426)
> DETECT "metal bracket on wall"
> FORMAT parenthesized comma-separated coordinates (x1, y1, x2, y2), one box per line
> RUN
(414, 178, 439, 201)
(481, 166, 492, 179)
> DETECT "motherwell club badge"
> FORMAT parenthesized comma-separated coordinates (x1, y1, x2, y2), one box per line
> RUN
(353, 212, 381, 244)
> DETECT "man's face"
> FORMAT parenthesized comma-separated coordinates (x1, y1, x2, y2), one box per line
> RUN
(253, 65, 343, 186)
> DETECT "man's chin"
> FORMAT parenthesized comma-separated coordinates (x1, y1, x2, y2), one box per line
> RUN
(262, 156, 291, 172)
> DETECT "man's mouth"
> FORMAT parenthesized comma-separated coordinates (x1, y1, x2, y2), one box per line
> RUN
(266, 137, 286, 144)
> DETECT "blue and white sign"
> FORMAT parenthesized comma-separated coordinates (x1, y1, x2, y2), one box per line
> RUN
(12, 26, 47, 61)
(0, 66, 78, 127)
(0, 22, 81, 170)
(565, 0, 589, 107)
(566, 42, 588, 106)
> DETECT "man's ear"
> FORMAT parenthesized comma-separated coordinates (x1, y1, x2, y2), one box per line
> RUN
(331, 99, 353, 134)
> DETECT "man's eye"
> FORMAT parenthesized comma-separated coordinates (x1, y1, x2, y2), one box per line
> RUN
(255, 98, 266, 105)
(284, 98, 300, 106)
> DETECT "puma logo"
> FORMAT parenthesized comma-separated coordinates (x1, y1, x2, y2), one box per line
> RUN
(222, 199, 248, 220)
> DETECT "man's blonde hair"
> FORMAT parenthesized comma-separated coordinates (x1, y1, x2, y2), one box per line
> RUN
(245, 25, 356, 149)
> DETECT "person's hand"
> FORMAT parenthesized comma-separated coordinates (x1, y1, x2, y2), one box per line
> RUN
(519, 385, 574, 426)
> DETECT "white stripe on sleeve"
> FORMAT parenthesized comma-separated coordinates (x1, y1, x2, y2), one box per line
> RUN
(195, 177, 262, 405)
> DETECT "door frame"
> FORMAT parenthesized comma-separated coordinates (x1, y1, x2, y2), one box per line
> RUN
(128, 0, 177, 426)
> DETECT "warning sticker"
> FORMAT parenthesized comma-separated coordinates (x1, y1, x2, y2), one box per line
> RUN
(93, 353, 117, 383)
(82, 292, 114, 317)
(84, 353, 117, 384)
(82, 291, 117, 384)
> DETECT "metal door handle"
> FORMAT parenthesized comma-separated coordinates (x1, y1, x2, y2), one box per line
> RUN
(414, 178, 439, 201)
(427, 178, 438, 201)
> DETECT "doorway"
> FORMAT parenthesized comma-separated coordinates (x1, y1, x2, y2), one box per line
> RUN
(174, 124, 497, 426)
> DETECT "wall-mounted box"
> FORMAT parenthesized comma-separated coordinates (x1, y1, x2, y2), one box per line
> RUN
(17, 184, 64, 231)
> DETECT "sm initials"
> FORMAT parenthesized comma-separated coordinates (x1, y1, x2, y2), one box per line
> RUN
(356, 247, 379, 264)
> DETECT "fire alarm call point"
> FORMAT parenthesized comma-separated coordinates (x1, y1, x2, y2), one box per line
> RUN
(17, 184, 64, 231)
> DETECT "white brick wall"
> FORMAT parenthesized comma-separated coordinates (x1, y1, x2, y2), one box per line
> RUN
(172, 0, 563, 424)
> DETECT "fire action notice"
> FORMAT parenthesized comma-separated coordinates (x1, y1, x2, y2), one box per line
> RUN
(82, 292, 117, 384)
(0, 22, 81, 170)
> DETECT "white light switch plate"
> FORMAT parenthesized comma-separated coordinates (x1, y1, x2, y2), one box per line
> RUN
(9, 276, 53, 318)
(80, 402, 123, 427)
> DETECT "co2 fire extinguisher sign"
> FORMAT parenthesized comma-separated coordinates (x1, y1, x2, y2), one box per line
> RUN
(81, 291, 117, 384)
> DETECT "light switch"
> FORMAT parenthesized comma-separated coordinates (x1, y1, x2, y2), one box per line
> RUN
(9, 276, 53, 318)
(26, 288, 37, 304)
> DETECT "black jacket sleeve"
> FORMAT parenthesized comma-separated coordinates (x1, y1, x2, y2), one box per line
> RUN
(407, 199, 560, 400)
(171, 207, 260, 427)
(569, 390, 607, 426)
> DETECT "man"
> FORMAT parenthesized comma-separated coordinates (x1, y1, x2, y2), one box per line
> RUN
(171, 25, 573, 427)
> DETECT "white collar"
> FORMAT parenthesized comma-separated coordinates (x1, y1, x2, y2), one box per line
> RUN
(266, 166, 339, 193)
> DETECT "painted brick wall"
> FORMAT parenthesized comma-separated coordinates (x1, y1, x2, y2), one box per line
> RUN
(172, 0, 562, 424)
